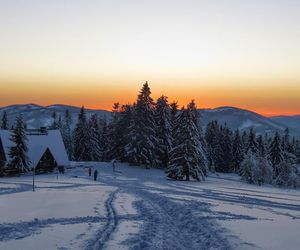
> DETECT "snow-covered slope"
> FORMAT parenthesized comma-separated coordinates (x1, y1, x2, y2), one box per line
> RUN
(0, 162, 299, 250)
(200, 106, 300, 136)
(0, 104, 299, 136)
(0, 104, 111, 129)
(270, 115, 300, 135)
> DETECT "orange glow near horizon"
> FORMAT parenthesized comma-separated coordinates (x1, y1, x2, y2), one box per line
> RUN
(0, 77, 299, 117)
(0, 1, 299, 117)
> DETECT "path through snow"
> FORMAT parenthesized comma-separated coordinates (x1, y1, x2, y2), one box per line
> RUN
(0, 163, 299, 250)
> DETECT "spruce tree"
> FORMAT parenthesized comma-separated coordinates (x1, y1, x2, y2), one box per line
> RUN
(8, 115, 30, 174)
(107, 103, 124, 160)
(73, 106, 91, 161)
(246, 128, 258, 155)
(217, 125, 233, 172)
(268, 131, 284, 177)
(125, 82, 157, 168)
(167, 103, 207, 181)
(1, 111, 9, 130)
(155, 95, 172, 168)
(61, 109, 73, 160)
(88, 114, 102, 161)
(98, 117, 109, 161)
(232, 129, 244, 172)
(50, 111, 58, 129)
(257, 135, 266, 157)
(205, 121, 220, 171)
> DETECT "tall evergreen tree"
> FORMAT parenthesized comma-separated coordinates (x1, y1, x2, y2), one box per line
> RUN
(167, 104, 207, 181)
(8, 115, 29, 174)
(257, 135, 266, 157)
(88, 114, 102, 161)
(155, 96, 172, 168)
(50, 111, 58, 129)
(62, 109, 73, 160)
(205, 121, 220, 171)
(98, 117, 109, 161)
(1, 111, 9, 130)
(125, 82, 157, 168)
(107, 103, 124, 160)
(246, 128, 258, 155)
(232, 129, 244, 172)
(268, 131, 284, 177)
(217, 125, 233, 172)
(73, 106, 91, 161)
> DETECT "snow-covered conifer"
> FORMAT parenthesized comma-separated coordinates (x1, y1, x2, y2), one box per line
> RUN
(125, 82, 157, 168)
(8, 115, 30, 174)
(88, 114, 102, 161)
(246, 128, 258, 155)
(1, 111, 9, 130)
(61, 109, 73, 160)
(167, 102, 207, 181)
(268, 132, 284, 177)
(155, 95, 172, 168)
(73, 106, 91, 161)
(232, 129, 244, 172)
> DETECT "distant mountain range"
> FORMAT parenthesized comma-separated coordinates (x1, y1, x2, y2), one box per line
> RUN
(0, 104, 299, 137)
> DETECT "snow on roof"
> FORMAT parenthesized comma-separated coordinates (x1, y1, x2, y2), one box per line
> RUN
(0, 129, 69, 167)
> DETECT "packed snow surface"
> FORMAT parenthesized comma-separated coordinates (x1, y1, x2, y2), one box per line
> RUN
(0, 163, 299, 250)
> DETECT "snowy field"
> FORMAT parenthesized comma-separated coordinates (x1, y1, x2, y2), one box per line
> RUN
(0, 163, 299, 250)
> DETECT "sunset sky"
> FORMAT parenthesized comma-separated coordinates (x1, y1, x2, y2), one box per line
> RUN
(0, 0, 299, 116)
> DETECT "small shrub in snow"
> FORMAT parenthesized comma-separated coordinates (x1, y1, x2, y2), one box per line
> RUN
(275, 162, 300, 188)
(240, 152, 273, 185)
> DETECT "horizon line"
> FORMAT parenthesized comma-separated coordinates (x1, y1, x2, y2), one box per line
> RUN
(0, 102, 299, 118)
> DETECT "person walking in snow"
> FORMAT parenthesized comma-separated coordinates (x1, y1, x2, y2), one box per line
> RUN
(112, 159, 116, 173)
(94, 169, 98, 181)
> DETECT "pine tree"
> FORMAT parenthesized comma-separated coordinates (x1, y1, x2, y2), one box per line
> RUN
(241, 131, 249, 150)
(107, 103, 124, 160)
(73, 106, 91, 161)
(217, 125, 233, 172)
(62, 109, 73, 160)
(57, 115, 63, 130)
(246, 128, 258, 155)
(1, 111, 9, 130)
(88, 114, 102, 161)
(232, 129, 244, 172)
(155, 95, 172, 168)
(50, 111, 58, 129)
(125, 82, 157, 168)
(8, 115, 30, 174)
(167, 103, 207, 181)
(268, 131, 284, 177)
(170, 101, 179, 123)
(98, 117, 109, 161)
(257, 135, 266, 157)
(205, 121, 220, 171)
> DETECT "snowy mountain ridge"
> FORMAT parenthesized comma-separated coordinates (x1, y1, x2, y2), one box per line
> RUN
(0, 104, 299, 136)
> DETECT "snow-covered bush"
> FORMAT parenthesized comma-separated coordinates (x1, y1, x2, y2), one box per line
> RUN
(275, 162, 300, 188)
(240, 152, 273, 185)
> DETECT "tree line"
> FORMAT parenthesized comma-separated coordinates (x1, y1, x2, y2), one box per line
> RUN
(1, 82, 300, 187)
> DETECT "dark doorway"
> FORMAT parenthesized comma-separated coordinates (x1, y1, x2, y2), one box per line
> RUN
(35, 148, 57, 174)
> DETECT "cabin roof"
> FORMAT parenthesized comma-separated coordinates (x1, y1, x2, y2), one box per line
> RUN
(0, 129, 69, 167)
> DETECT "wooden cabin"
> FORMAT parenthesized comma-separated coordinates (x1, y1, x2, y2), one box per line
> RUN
(0, 128, 69, 174)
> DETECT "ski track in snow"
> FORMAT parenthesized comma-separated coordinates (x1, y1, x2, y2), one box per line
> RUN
(95, 174, 233, 250)
(90, 189, 119, 250)
(1, 164, 300, 250)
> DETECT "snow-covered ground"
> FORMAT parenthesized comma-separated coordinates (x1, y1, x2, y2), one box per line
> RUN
(0, 163, 299, 250)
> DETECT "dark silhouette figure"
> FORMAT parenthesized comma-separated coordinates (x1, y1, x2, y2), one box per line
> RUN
(88, 167, 92, 177)
(94, 169, 98, 181)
